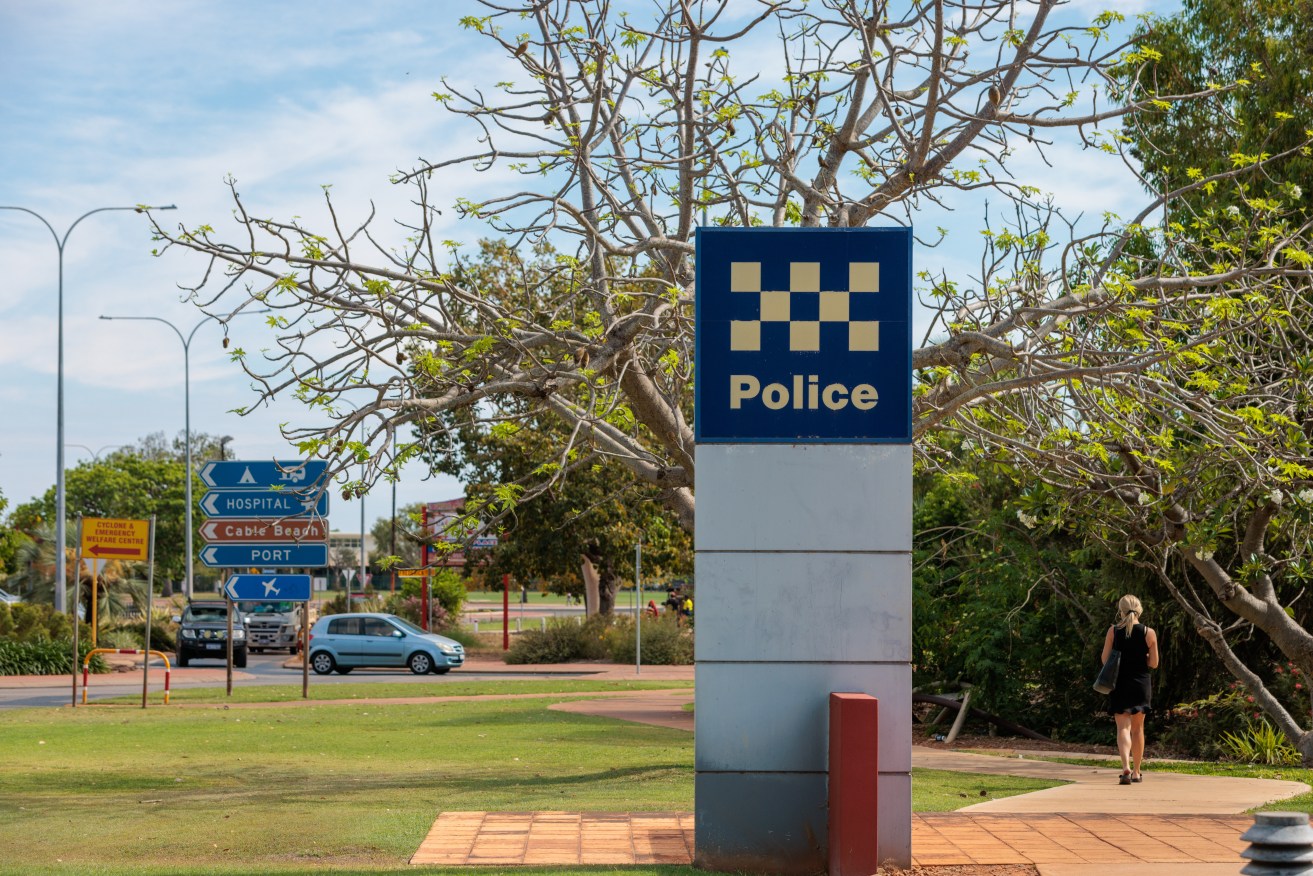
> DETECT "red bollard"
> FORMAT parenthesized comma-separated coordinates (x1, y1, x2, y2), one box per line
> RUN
(829, 692, 879, 876)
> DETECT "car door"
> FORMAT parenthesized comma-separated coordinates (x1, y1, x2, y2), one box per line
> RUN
(360, 617, 406, 666)
(325, 616, 364, 666)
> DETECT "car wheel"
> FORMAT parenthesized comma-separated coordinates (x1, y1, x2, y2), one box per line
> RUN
(408, 652, 434, 675)
(311, 651, 336, 675)
(176, 652, 189, 668)
(432, 666, 451, 675)
(234, 650, 248, 669)
(335, 667, 353, 675)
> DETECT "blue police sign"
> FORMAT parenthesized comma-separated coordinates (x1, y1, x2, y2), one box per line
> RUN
(199, 459, 328, 491)
(223, 574, 313, 602)
(201, 544, 328, 568)
(695, 227, 912, 443)
(201, 489, 329, 519)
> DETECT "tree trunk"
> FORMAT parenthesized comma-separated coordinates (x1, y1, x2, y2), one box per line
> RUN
(581, 555, 601, 617)
(580, 544, 620, 616)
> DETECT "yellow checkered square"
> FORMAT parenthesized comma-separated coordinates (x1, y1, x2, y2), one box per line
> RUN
(730, 320, 761, 351)
(819, 292, 849, 322)
(725, 261, 883, 353)
(850, 262, 879, 293)
(731, 262, 761, 292)
(849, 321, 879, 351)
(790, 262, 820, 292)
(790, 321, 820, 351)
(760, 291, 790, 321)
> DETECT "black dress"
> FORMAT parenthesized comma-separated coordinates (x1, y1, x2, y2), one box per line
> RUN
(1106, 623, 1152, 715)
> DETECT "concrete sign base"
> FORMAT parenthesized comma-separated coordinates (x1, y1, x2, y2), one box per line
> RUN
(694, 443, 912, 871)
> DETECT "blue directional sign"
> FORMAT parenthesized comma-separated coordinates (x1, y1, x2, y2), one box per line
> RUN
(223, 574, 313, 602)
(201, 489, 329, 519)
(695, 227, 912, 443)
(201, 543, 328, 568)
(199, 459, 328, 491)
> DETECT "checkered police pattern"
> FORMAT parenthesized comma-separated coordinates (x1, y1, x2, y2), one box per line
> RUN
(728, 261, 881, 353)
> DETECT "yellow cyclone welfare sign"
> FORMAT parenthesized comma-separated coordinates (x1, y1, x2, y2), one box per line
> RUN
(81, 518, 150, 561)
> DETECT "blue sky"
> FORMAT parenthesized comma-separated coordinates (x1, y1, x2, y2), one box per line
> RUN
(1, 0, 1164, 527)
(0, 0, 487, 526)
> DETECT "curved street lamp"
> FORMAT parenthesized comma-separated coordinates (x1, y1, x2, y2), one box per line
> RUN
(65, 444, 130, 463)
(1, 204, 176, 612)
(98, 314, 264, 598)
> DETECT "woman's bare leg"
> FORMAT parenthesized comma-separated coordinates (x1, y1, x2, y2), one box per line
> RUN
(1114, 713, 1133, 774)
(1130, 712, 1147, 777)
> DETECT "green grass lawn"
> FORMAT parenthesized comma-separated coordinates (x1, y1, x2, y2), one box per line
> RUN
(99, 678, 694, 706)
(911, 768, 1062, 811)
(0, 683, 1056, 875)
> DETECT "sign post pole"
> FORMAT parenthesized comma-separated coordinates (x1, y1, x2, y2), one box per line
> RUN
(71, 517, 83, 709)
(635, 537, 642, 676)
(502, 574, 510, 652)
(225, 591, 233, 697)
(302, 603, 309, 699)
(143, 516, 156, 709)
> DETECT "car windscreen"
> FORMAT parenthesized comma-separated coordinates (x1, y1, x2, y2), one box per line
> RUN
(238, 602, 294, 614)
(388, 616, 429, 636)
(183, 606, 228, 622)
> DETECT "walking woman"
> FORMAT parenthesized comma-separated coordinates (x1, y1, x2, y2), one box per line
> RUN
(1101, 595, 1159, 784)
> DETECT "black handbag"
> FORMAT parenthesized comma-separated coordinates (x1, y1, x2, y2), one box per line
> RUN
(1093, 639, 1122, 694)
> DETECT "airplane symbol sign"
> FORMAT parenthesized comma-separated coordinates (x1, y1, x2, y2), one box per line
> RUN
(223, 574, 312, 602)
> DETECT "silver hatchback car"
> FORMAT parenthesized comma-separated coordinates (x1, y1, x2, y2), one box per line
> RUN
(307, 612, 465, 675)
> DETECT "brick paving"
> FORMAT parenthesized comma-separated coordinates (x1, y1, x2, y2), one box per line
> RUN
(412, 811, 1248, 867)
(912, 814, 1249, 867)
(411, 811, 694, 866)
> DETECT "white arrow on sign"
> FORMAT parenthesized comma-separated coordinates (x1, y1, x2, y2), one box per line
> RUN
(202, 493, 221, 516)
(202, 546, 219, 565)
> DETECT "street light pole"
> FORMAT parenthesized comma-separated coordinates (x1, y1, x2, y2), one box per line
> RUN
(2, 204, 176, 613)
(98, 314, 211, 599)
(98, 313, 261, 599)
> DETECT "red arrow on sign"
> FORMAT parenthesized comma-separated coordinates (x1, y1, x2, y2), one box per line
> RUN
(88, 545, 143, 557)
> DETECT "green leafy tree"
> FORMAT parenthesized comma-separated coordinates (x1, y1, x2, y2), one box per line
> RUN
(1127, 0, 1313, 218)
(0, 488, 32, 578)
(9, 433, 225, 595)
(428, 402, 692, 615)
(368, 502, 426, 571)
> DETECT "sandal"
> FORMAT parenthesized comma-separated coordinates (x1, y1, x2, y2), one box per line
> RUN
(1132, 774, 1143, 783)
(1119, 772, 1132, 785)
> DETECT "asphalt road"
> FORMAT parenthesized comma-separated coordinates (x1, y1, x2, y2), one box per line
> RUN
(0, 651, 603, 710)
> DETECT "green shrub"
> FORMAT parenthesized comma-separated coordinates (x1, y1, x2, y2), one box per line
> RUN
(98, 629, 142, 650)
(1220, 718, 1301, 766)
(603, 615, 694, 665)
(0, 639, 108, 676)
(505, 615, 609, 664)
(3, 602, 76, 643)
(381, 593, 452, 631)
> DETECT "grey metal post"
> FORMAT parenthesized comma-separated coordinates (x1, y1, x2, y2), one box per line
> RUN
(143, 516, 156, 708)
(358, 464, 366, 599)
(635, 537, 642, 676)
(0, 204, 174, 613)
(71, 517, 83, 708)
